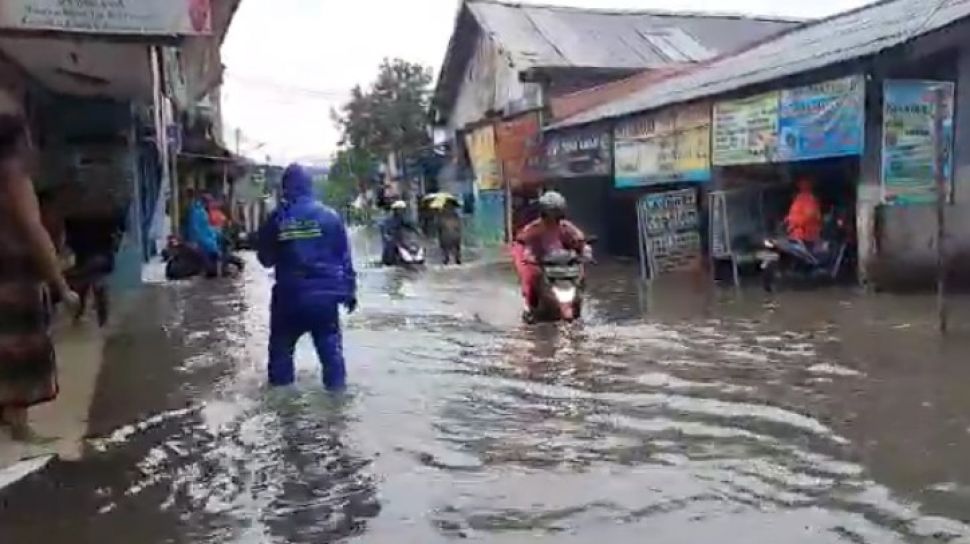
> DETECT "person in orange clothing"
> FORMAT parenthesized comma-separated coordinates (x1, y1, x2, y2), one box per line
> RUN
(206, 196, 228, 232)
(786, 178, 822, 246)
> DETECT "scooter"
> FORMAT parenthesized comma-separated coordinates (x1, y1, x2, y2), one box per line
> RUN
(525, 247, 590, 324)
(758, 211, 851, 292)
(383, 229, 426, 267)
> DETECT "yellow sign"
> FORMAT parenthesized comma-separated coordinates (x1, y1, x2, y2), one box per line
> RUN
(713, 92, 780, 165)
(465, 125, 501, 191)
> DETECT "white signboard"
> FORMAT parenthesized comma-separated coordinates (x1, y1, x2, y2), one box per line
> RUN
(0, 0, 212, 36)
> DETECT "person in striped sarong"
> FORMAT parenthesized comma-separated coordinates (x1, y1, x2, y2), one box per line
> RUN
(0, 112, 79, 441)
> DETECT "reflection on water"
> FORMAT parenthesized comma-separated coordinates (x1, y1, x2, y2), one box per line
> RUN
(4, 249, 970, 544)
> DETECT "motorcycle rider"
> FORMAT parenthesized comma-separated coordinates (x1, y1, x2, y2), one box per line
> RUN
(512, 191, 589, 319)
(786, 177, 822, 250)
(381, 199, 419, 265)
(257, 163, 357, 391)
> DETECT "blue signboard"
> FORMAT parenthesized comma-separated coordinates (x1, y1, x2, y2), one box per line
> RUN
(473, 189, 506, 246)
(777, 75, 865, 162)
(882, 80, 954, 205)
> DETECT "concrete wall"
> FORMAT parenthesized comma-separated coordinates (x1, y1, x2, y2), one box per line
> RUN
(870, 203, 970, 289)
(859, 43, 970, 290)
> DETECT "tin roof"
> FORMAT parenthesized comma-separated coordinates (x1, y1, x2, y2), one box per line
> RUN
(467, 0, 799, 69)
(433, 0, 799, 117)
(552, 0, 970, 129)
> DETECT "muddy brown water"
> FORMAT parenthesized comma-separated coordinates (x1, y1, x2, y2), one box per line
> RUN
(3, 238, 970, 543)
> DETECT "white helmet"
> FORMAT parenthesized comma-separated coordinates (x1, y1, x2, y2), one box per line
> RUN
(538, 191, 567, 218)
(390, 200, 407, 210)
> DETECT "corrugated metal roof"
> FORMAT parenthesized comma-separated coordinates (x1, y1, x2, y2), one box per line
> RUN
(467, 0, 800, 70)
(553, 0, 970, 129)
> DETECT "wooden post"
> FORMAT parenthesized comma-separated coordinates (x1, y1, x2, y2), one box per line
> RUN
(933, 86, 948, 334)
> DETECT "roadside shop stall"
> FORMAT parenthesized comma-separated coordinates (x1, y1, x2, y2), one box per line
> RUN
(708, 75, 866, 285)
(612, 102, 711, 279)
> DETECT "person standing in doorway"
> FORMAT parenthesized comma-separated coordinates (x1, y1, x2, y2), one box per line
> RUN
(0, 112, 79, 440)
(257, 164, 357, 390)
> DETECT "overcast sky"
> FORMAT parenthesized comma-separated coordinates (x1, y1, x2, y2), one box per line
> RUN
(220, 0, 872, 165)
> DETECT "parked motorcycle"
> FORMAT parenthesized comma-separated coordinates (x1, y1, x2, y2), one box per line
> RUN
(525, 247, 588, 324)
(758, 210, 852, 292)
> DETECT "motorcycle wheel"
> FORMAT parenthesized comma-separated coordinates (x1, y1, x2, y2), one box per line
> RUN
(762, 261, 779, 293)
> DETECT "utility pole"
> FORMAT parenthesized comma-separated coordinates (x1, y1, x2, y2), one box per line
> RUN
(933, 86, 948, 334)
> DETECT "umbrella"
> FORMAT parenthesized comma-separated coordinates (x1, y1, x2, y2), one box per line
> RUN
(423, 192, 459, 210)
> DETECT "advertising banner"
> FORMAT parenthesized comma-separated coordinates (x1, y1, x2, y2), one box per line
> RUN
(882, 80, 954, 205)
(0, 0, 212, 36)
(713, 92, 779, 166)
(544, 126, 612, 179)
(495, 113, 541, 192)
(674, 103, 712, 178)
(614, 103, 710, 188)
(465, 125, 502, 191)
(778, 75, 865, 161)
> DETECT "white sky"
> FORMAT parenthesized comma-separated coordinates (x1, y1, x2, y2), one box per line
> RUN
(220, 0, 872, 165)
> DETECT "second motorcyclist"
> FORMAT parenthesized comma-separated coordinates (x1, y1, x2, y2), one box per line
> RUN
(381, 199, 420, 265)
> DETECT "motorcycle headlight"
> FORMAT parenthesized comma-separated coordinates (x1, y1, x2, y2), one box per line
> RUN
(764, 240, 775, 249)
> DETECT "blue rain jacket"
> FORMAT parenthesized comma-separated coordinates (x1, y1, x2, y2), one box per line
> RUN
(257, 164, 357, 303)
(186, 200, 220, 256)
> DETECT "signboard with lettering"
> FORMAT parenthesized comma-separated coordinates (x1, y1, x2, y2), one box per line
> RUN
(778, 75, 865, 161)
(713, 92, 779, 166)
(544, 126, 612, 179)
(636, 188, 702, 279)
(614, 103, 711, 188)
(882, 80, 954, 205)
(0, 0, 212, 36)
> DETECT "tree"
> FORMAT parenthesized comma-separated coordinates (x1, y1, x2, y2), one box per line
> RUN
(334, 58, 433, 159)
(322, 147, 377, 221)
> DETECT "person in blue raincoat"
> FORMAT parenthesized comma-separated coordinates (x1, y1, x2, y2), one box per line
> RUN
(184, 194, 221, 276)
(257, 164, 358, 390)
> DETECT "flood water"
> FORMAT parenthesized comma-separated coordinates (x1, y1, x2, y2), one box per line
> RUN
(4, 235, 970, 543)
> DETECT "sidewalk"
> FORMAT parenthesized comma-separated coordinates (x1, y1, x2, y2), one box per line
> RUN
(0, 309, 107, 482)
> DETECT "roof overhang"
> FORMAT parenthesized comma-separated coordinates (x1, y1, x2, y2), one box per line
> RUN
(0, 37, 154, 100)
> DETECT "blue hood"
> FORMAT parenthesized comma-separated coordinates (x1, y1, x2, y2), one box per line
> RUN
(282, 163, 314, 201)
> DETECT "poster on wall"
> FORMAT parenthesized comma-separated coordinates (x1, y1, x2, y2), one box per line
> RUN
(495, 113, 541, 193)
(713, 91, 779, 166)
(882, 80, 954, 205)
(465, 125, 502, 191)
(0, 0, 212, 36)
(614, 103, 710, 188)
(473, 189, 507, 246)
(544, 126, 612, 179)
(674, 103, 712, 180)
(778, 75, 865, 161)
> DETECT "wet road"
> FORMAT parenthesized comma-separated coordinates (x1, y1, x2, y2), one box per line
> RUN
(4, 237, 970, 543)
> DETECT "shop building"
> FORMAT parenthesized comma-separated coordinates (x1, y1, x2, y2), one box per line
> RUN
(431, 0, 798, 245)
(0, 0, 242, 291)
(550, 0, 970, 290)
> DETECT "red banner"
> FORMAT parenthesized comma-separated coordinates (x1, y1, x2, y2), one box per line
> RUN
(495, 113, 542, 194)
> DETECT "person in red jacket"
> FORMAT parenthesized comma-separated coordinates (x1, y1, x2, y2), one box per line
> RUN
(512, 191, 588, 316)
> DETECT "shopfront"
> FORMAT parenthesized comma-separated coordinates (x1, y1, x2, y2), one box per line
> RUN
(612, 102, 711, 277)
(541, 123, 613, 251)
(708, 75, 866, 284)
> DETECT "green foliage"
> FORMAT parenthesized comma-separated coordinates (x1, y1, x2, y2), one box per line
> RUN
(333, 58, 433, 158)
